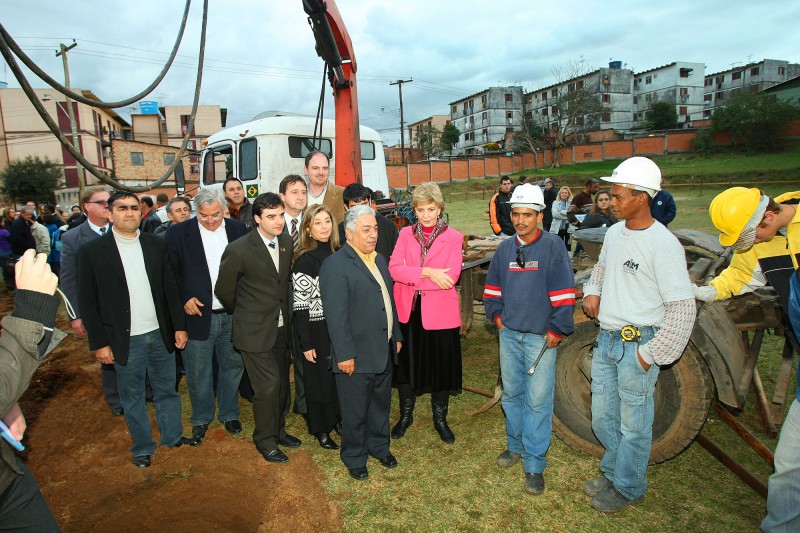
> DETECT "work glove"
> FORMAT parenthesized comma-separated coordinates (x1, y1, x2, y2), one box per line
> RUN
(693, 284, 717, 303)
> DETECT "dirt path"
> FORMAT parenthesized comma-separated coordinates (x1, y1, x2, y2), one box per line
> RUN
(8, 295, 343, 532)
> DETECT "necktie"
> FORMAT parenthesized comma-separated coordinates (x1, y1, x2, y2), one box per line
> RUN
(290, 219, 298, 245)
(268, 241, 276, 249)
(99, 226, 106, 235)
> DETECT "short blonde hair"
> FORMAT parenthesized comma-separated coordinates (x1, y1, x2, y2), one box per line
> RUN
(411, 182, 445, 212)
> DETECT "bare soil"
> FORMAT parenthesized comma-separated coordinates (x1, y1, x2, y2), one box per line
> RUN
(7, 294, 343, 532)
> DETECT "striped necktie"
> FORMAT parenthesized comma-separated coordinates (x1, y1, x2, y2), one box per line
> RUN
(290, 219, 298, 245)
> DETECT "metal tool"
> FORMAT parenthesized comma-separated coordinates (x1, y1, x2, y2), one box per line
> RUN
(527, 341, 549, 376)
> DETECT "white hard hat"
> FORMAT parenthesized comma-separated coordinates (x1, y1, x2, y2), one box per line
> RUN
(601, 157, 662, 197)
(508, 183, 545, 211)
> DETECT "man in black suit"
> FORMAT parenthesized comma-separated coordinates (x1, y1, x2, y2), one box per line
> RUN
(337, 183, 399, 262)
(320, 204, 403, 480)
(215, 193, 301, 463)
(9, 206, 36, 259)
(78, 191, 198, 468)
(138, 195, 162, 234)
(60, 187, 123, 415)
(166, 189, 248, 441)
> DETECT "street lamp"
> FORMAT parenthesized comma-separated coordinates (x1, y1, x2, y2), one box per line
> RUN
(42, 93, 84, 203)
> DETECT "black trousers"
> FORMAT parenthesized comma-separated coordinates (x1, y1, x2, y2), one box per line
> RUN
(241, 327, 288, 452)
(0, 458, 60, 532)
(335, 348, 392, 470)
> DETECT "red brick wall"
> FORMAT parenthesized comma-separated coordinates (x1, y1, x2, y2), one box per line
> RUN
(387, 166, 407, 189)
(452, 159, 469, 180)
(605, 140, 634, 158)
(557, 147, 573, 165)
(666, 132, 695, 152)
(785, 120, 800, 137)
(634, 136, 666, 155)
(576, 144, 603, 162)
(483, 158, 498, 176)
(409, 164, 430, 185)
(431, 161, 450, 183)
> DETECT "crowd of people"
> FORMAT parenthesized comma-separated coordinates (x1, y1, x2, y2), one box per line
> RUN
(1, 153, 798, 531)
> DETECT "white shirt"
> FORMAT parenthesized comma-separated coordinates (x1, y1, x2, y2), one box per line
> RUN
(87, 219, 110, 236)
(256, 229, 284, 327)
(198, 219, 228, 310)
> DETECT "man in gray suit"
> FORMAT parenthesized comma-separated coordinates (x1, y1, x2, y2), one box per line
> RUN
(215, 193, 301, 463)
(60, 186, 122, 416)
(320, 205, 403, 481)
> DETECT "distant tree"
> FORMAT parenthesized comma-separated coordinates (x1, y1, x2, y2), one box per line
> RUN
(712, 92, 800, 152)
(647, 101, 678, 130)
(512, 95, 548, 170)
(440, 123, 461, 156)
(529, 59, 610, 168)
(0, 155, 62, 204)
(416, 124, 441, 160)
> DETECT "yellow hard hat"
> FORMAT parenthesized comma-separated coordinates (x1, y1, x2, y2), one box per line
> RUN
(709, 187, 762, 247)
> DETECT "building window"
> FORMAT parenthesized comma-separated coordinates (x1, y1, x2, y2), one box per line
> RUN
(679, 106, 687, 116)
(633, 96, 638, 104)
(482, 112, 488, 121)
(716, 75, 724, 84)
(541, 91, 547, 100)
(679, 87, 689, 96)
(506, 111, 513, 119)
(481, 95, 488, 105)
(732, 71, 742, 81)
(568, 82, 576, 92)
(542, 107, 548, 116)
(778, 66, 786, 75)
(704, 78, 713, 87)
(645, 94, 652, 102)
(163, 153, 176, 166)
(602, 94, 611, 103)
(750, 67, 760, 76)
(551, 89, 558, 97)
(645, 76, 652, 84)
(679, 68, 692, 78)
(601, 112, 611, 122)
(703, 110, 711, 118)
(577, 80, 584, 90)
(451, 105, 457, 114)
(131, 152, 144, 166)
(716, 92, 724, 101)
(551, 105, 558, 114)
(504, 93, 513, 103)
(704, 94, 712, 104)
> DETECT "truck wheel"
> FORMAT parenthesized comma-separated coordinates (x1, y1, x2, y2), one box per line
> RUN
(553, 321, 715, 464)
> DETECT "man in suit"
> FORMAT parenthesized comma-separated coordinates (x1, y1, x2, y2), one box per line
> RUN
(320, 205, 403, 481)
(9, 207, 36, 259)
(166, 188, 248, 441)
(304, 151, 345, 225)
(60, 187, 123, 415)
(138, 195, 162, 234)
(215, 193, 302, 463)
(337, 183, 399, 262)
(78, 191, 199, 468)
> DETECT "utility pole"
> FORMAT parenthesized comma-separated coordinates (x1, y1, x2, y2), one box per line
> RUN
(390, 79, 412, 164)
(56, 41, 84, 203)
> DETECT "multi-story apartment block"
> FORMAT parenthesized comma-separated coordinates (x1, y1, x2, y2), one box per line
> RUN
(448, 87, 523, 154)
(632, 61, 705, 127)
(703, 59, 800, 117)
(407, 115, 450, 147)
(0, 87, 130, 206)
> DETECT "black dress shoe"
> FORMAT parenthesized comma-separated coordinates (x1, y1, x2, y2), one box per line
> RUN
(111, 407, 124, 416)
(192, 424, 209, 441)
(172, 436, 201, 448)
(133, 455, 151, 468)
(260, 448, 289, 463)
(315, 432, 339, 450)
(333, 420, 342, 436)
(348, 466, 368, 480)
(224, 420, 243, 435)
(377, 453, 398, 469)
(279, 433, 302, 448)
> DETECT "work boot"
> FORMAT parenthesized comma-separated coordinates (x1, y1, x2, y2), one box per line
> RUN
(431, 398, 455, 444)
(590, 487, 643, 513)
(496, 449, 521, 468)
(391, 396, 416, 439)
(583, 476, 613, 497)
(524, 473, 545, 495)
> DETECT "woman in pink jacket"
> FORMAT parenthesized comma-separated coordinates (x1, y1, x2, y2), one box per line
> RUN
(389, 183, 464, 444)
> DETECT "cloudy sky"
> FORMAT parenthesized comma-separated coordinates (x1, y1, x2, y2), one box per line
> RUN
(3, 0, 798, 146)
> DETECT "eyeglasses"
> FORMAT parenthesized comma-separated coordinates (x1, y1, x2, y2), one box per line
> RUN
(86, 200, 108, 207)
(516, 246, 525, 268)
(197, 213, 222, 222)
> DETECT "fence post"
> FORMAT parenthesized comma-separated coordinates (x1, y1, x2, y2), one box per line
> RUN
(429, 160, 433, 183)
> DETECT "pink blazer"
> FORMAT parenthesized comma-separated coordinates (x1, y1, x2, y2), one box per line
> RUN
(389, 226, 464, 330)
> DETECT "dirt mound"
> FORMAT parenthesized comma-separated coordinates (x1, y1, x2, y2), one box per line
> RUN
(6, 294, 343, 532)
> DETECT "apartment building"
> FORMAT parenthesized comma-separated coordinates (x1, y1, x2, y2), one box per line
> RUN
(0, 87, 130, 205)
(407, 115, 450, 147)
(703, 59, 800, 117)
(526, 63, 634, 136)
(448, 87, 523, 154)
(632, 61, 705, 127)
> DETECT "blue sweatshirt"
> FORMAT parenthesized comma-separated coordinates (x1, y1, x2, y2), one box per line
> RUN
(483, 230, 576, 338)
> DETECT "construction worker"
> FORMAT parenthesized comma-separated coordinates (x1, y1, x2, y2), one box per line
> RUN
(582, 157, 695, 512)
(701, 186, 799, 533)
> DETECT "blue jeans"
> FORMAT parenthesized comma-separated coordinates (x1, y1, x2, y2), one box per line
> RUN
(498, 328, 557, 475)
(762, 399, 800, 532)
(591, 327, 659, 500)
(115, 330, 183, 457)
(182, 312, 243, 426)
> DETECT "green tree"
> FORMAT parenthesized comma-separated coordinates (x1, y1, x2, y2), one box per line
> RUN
(512, 95, 548, 170)
(440, 123, 461, 156)
(647, 101, 678, 130)
(0, 156, 62, 204)
(712, 92, 800, 152)
(416, 124, 441, 160)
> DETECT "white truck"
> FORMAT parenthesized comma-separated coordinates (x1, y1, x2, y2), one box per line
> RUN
(199, 112, 389, 200)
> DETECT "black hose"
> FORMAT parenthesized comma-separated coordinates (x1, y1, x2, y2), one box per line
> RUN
(0, 0, 191, 109)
